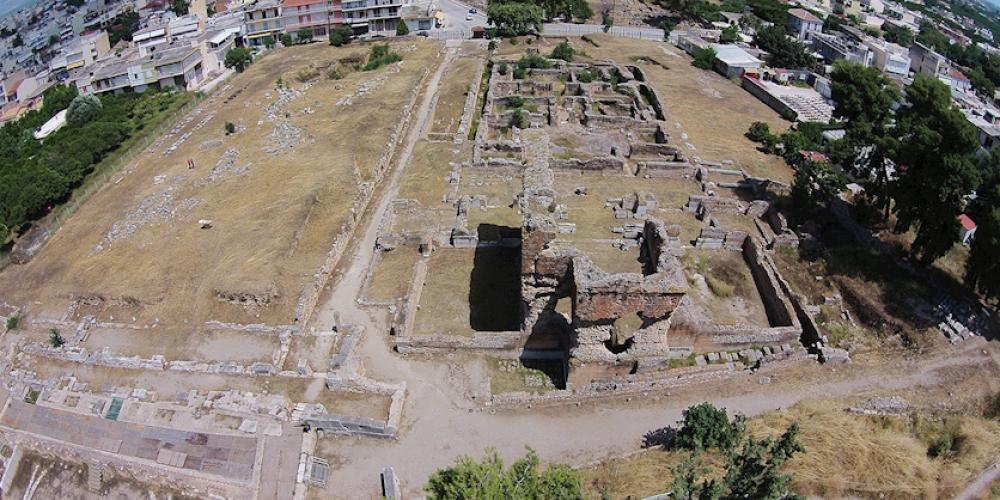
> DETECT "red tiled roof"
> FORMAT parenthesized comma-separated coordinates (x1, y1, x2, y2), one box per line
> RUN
(788, 8, 822, 23)
(799, 150, 829, 163)
(949, 69, 969, 82)
(958, 214, 976, 230)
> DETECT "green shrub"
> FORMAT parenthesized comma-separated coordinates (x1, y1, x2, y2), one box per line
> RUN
(550, 41, 575, 61)
(985, 392, 1000, 420)
(363, 44, 402, 71)
(224, 47, 253, 72)
(675, 402, 746, 451)
(296, 27, 314, 42)
(488, 40, 497, 51)
(517, 52, 551, 70)
(224, 121, 236, 135)
(328, 25, 353, 46)
(48, 328, 65, 348)
(602, 10, 613, 32)
(512, 67, 527, 79)
(577, 69, 596, 83)
(497, 62, 508, 75)
(5, 316, 18, 331)
(746, 121, 773, 143)
(692, 46, 716, 70)
(507, 96, 525, 108)
(511, 108, 529, 129)
(280, 33, 293, 46)
(396, 20, 410, 36)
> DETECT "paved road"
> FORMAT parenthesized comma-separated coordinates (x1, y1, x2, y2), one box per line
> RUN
(433, 0, 487, 34)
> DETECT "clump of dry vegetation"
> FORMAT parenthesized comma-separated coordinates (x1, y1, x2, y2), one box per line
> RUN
(583, 400, 1000, 499)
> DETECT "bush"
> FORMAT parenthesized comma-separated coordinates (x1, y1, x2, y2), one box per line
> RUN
(577, 69, 596, 83)
(396, 20, 410, 36)
(425, 449, 581, 498)
(507, 96, 525, 108)
(224, 47, 253, 72)
(602, 10, 613, 32)
(224, 121, 236, 135)
(517, 52, 551, 70)
(5, 316, 18, 331)
(66, 94, 103, 125)
(675, 402, 745, 451)
(746, 121, 773, 143)
(512, 67, 527, 79)
(985, 392, 1000, 420)
(296, 27, 314, 42)
(280, 33, 293, 46)
(692, 46, 716, 70)
(511, 108, 529, 129)
(550, 41, 575, 61)
(497, 62, 508, 75)
(488, 40, 497, 51)
(48, 328, 65, 348)
(328, 25, 352, 46)
(363, 44, 402, 71)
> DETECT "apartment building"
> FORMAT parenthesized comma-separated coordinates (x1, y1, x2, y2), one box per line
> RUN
(244, 0, 283, 45)
(91, 43, 204, 94)
(281, 0, 339, 39)
(787, 8, 823, 42)
(909, 42, 949, 77)
(342, 0, 403, 34)
(865, 38, 910, 77)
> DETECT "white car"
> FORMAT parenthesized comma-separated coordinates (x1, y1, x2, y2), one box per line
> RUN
(465, 13, 474, 20)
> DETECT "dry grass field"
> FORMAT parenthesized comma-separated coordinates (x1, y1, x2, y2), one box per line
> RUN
(0, 41, 442, 332)
(430, 56, 481, 134)
(548, 36, 793, 182)
(583, 375, 1000, 500)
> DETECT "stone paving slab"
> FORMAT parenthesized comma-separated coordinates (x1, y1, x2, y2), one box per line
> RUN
(1, 400, 258, 483)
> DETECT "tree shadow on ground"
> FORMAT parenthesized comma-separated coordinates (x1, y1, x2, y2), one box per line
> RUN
(469, 224, 521, 332)
(642, 426, 678, 449)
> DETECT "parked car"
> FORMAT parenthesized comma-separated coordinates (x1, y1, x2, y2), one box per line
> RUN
(469, 8, 477, 13)
(417, 30, 430, 37)
(465, 13, 474, 20)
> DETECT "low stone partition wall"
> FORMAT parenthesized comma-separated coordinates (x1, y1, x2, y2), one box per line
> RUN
(583, 113, 647, 129)
(489, 363, 735, 408)
(685, 195, 743, 214)
(742, 238, 797, 328)
(708, 325, 801, 346)
(637, 161, 695, 178)
(549, 156, 624, 171)
(628, 142, 685, 161)
(394, 332, 524, 353)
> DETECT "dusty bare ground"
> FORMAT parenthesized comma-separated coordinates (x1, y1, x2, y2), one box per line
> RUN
(573, 35, 793, 182)
(0, 41, 441, 332)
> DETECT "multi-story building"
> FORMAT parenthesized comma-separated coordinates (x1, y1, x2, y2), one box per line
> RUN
(787, 8, 823, 42)
(91, 43, 204, 94)
(865, 38, 910, 77)
(244, 0, 283, 45)
(281, 0, 339, 39)
(813, 32, 874, 66)
(342, 0, 403, 34)
(909, 42, 949, 77)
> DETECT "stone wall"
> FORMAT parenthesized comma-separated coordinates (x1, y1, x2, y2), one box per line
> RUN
(742, 238, 796, 328)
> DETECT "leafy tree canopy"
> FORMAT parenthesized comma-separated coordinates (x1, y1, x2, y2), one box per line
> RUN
(675, 402, 746, 452)
(488, 1, 544, 36)
(755, 25, 813, 69)
(425, 449, 582, 499)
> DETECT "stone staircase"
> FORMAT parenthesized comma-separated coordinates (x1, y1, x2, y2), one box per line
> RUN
(86, 459, 104, 493)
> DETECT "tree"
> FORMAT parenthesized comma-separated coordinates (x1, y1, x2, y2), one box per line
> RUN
(550, 41, 575, 61)
(891, 75, 981, 263)
(755, 25, 813, 69)
(49, 328, 65, 348)
(297, 27, 314, 41)
(41, 84, 79, 117)
(328, 25, 353, 46)
(692, 46, 717, 70)
(568, 0, 593, 21)
(425, 449, 582, 499)
(792, 160, 846, 210)
(107, 10, 140, 44)
(719, 24, 740, 43)
(746, 121, 773, 143)
(67, 94, 103, 125)
(12, 34, 23, 47)
(830, 60, 899, 219)
(968, 68, 996, 99)
(881, 23, 913, 46)
(670, 421, 805, 500)
(224, 47, 253, 72)
(675, 402, 745, 452)
(602, 9, 613, 31)
(965, 152, 1000, 300)
(488, 2, 544, 37)
(363, 44, 402, 71)
(169, 0, 189, 16)
(396, 20, 410, 36)
(48, 34, 59, 46)
(280, 33, 294, 46)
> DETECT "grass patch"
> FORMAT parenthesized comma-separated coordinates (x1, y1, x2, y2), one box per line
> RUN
(467, 61, 492, 140)
(489, 358, 559, 394)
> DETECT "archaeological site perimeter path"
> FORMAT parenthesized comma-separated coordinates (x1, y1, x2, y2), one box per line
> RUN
(303, 44, 1000, 500)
